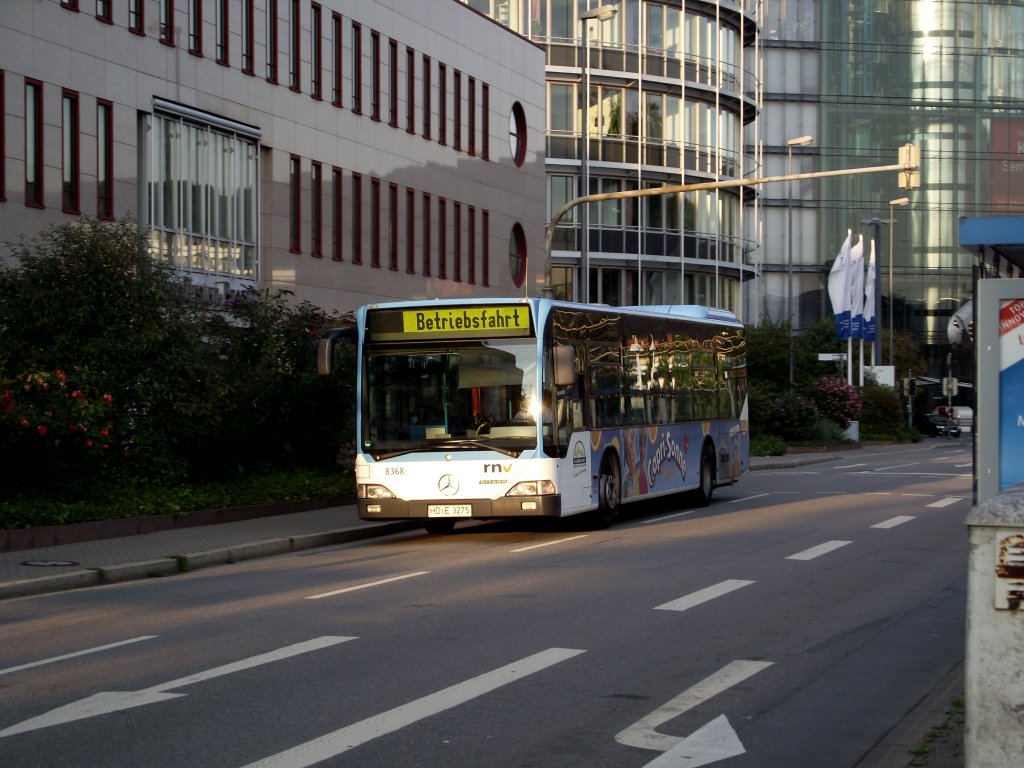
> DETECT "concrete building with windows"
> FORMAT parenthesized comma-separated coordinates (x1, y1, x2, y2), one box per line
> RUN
(0, 0, 546, 312)
(462, 0, 762, 319)
(758, 1, 1024, 381)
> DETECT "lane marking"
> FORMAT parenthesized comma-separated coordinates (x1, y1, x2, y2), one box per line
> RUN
(0, 636, 157, 677)
(511, 534, 588, 552)
(242, 647, 586, 768)
(655, 580, 755, 613)
(927, 497, 961, 509)
(615, 660, 774, 752)
(872, 516, 916, 529)
(0, 637, 354, 738)
(834, 463, 866, 469)
(877, 463, 920, 471)
(642, 715, 745, 768)
(641, 511, 696, 524)
(306, 572, 429, 600)
(786, 540, 852, 561)
(727, 493, 771, 504)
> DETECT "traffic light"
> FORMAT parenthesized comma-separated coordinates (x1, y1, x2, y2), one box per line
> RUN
(898, 143, 920, 189)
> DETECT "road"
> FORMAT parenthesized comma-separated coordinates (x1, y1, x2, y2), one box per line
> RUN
(0, 441, 970, 767)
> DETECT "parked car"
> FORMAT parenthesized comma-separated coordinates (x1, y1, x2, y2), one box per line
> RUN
(915, 413, 962, 438)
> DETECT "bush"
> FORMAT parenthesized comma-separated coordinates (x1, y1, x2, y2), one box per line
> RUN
(0, 219, 355, 504)
(805, 376, 862, 428)
(766, 393, 819, 441)
(750, 433, 788, 456)
(859, 384, 905, 437)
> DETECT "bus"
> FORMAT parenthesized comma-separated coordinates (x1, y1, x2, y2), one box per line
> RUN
(318, 298, 748, 533)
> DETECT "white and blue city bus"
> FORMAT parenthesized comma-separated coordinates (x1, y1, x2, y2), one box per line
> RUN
(318, 298, 748, 533)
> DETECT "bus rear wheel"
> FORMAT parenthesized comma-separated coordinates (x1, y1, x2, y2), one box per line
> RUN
(689, 446, 715, 507)
(424, 519, 456, 535)
(591, 452, 621, 529)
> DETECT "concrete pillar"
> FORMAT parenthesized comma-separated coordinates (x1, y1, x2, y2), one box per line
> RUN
(965, 488, 1024, 767)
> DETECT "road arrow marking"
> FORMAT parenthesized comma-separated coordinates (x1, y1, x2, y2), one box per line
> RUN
(641, 715, 745, 768)
(242, 647, 586, 768)
(0, 636, 354, 738)
(615, 659, 773, 753)
(0, 636, 157, 677)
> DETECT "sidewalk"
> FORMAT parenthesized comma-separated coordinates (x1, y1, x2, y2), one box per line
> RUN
(0, 449, 963, 767)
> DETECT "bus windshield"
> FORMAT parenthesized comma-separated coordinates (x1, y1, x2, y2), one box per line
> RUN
(361, 338, 546, 455)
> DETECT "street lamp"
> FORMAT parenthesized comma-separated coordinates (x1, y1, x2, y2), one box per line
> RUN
(786, 134, 812, 386)
(888, 197, 910, 366)
(578, 4, 617, 303)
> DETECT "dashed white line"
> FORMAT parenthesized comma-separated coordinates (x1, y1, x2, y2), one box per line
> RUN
(0, 636, 157, 677)
(306, 571, 430, 600)
(511, 534, 589, 552)
(927, 497, 961, 509)
(655, 580, 755, 612)
(786, 540, 852, 561)
(872, 516, 916, 529)
(728, 493, 771, 504)
(835, 463, 867, 469)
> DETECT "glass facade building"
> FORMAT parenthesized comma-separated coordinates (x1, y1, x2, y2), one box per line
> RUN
(465, 0, 762, 318)
(759, 0, 1024, 380)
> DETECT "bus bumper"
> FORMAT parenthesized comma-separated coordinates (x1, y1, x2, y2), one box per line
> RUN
(358, 496, 562, 521)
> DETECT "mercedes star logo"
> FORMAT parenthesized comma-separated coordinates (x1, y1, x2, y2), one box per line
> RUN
(438, 474, 459, 496)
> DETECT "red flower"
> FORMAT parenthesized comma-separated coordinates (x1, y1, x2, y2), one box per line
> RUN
(37, 425, 48, 436)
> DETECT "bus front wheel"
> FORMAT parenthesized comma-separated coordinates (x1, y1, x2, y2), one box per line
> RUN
(424, 519, 456, 535)
(592, 452, 621, 529)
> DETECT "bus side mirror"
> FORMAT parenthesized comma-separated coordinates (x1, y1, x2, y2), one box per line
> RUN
(553, 345, 575, 387)
(317, 326, 357, 375)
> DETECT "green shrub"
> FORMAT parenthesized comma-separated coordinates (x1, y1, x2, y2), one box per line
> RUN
(750, 433, 788, 456)
(859, 384, 905, 436)
(767, 393, 819, 441)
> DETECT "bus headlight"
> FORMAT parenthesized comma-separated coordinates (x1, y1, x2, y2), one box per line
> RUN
(506, 480, 555, 496)
(358, 484, 396, 499)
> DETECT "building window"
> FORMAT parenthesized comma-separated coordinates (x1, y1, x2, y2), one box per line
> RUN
(453, 201, 462, 282)
(351, 22, 362, 114)
(188, 0, 202, 55)
(97, 100, 114, 219)
(438, 197, 447, 279)
(468, 205, 476, 284)
(289, 0, 300, 91)
(405, 187, 415, 274)
(422, 192, 431, 276)
(370, 177, 381, 267)
(310, 3, 323, 99)
(422, 55, 432, 139)
(331, 166, 343, 261)
(388, 39, 399, 128)
(96, 0, 112, 24)
(509, 101, 527, 166)
(370, 31, 381, 121)
(509, 222, 527, 288)
(215, 0, 229, 65)
(61, 0, 79, 11)
(453, 70, 462, 151)
(241, 0, 254, 73)
(482, 209, 490, 286)
(128, 0, 144, 34)
(481, 83, 490, 161)
(331, 12, 342, 106)
(289, 155, 301, 252)
(266, 0, 278, 82)
(160, 0, 175, 46)
(438, 63, 447, 146)
(351, 172, 363, 263)
(146, 107, 259, 278)
(406, 47, 415, 134)
(388, 182, 398, 270)
(25, 79, 44, 209)
(468, 77, 476, 156)
(311, 160, 323, 257)
(58, 91, 81, 205)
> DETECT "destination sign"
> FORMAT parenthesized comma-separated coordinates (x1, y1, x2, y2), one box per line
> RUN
(366, 305, 533, 341)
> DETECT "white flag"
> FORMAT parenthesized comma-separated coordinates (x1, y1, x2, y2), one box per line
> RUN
(863, 240, 877, 342)
(828, 230, 853, 340)
(849, 234, 865, 340)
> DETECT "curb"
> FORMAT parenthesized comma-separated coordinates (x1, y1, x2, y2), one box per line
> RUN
(0, 520, 418, 601)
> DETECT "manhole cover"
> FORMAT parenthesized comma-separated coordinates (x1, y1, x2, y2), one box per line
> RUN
(20, 560, 80, 567)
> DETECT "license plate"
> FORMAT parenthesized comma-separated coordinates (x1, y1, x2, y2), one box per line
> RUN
(427, 504, 472, 517)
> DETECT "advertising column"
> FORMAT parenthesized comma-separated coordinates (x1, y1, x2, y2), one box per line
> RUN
(999, 298, 1024, 492)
